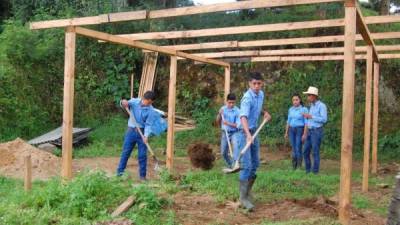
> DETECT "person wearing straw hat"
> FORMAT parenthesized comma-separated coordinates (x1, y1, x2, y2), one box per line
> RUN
(302, 86, 328, 174)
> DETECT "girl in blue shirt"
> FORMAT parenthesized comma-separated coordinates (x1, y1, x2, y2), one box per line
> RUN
(285, 94, 308, 170)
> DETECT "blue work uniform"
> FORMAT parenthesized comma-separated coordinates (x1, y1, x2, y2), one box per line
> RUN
(117, 98, 167, 178)
(219, 105, 240, 167)
(233, 89, 264, 181)
(303, 100, 328, 174)
(287, 105, 308, 161)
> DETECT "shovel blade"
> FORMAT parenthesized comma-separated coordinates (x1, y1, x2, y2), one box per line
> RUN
(222, 163, 241, 174)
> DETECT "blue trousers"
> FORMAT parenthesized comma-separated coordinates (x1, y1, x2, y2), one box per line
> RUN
(288, 126, 304, 160)
(303, 127, 323, 174)
(117, 127, 147, 178)
(220, 131, 235, 167)
(233, 129, 260, 181)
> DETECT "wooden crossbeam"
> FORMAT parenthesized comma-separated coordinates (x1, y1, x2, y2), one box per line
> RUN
(29, 0, 344, 30)
(119, 19, 345, 41)
(121, 15, 400, 41)
(356, 5, 379, 61)
(194, 53, 400, 62)
(74, 27, 229, 67)
(178, 45, 400, 59)
(143, 32, 400, 52)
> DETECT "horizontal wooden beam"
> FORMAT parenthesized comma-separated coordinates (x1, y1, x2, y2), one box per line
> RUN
(30, 0, 344, 30)
(118, 19, 345, 40)
(220, 53, 400, 62)
(180, 45, 400, 59)
(143, 31, 400, 52)
(74, 27, 229, 67)
(356, 5, 379, 61)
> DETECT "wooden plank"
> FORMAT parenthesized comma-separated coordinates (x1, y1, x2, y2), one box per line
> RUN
(30, 0, 343, 30)
(362, 46, 373, 193)
(149, 0, 344, 19)
(166, 56, 177, 171)
(74, 27, 229, 67)
(371, 62, 380, 174)
(224, 66, 231, 101)
(24, 155, 32, 191)
(111, 196, 136, 217)
(364, 15, 400, 24)
(130, 74, 134, 99)
(143, 32, 400, 52)
(119, 19, 344, 40)
(61, 26, 76, 180)
(339, 5, 356, 225)
(356, 6, 379, 62)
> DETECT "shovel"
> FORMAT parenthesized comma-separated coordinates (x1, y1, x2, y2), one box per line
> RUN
(221, 114, 234, 158)
(223, 118, 268, 174)
(124, 106, 161, 172)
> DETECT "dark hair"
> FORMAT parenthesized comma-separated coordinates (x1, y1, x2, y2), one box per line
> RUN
(227, 93, 236, 101)
(292, 93, 304, 106)
(143, 91, 156, 101)
(248, 72, 263, 81)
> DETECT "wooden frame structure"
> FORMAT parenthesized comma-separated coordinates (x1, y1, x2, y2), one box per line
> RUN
(30, 1, 400, 224)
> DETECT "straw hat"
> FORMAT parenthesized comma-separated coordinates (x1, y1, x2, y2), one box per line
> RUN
(303, 86, 319, 96)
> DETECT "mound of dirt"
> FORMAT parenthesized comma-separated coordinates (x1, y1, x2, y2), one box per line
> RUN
(187, 143, 215, 170)
(0, 138, 60, 180)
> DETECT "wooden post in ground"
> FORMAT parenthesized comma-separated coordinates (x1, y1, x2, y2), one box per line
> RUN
(166, 56, 177, 171)
(372, 62, 380, 174)
(339, 2, 356, 224)
(224, 66, 231, 101)
(24, 155, 32, 191)
(61, 26, 76, 180)
(362, 46, 373, 192)
(130, 73, 134, 99)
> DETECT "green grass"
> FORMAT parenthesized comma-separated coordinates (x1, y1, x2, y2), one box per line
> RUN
(258, 217, 340, 225)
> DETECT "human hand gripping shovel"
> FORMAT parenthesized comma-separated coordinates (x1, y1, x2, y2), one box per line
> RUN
(223, 118, 268, 174)
(124, 106, 161, 172)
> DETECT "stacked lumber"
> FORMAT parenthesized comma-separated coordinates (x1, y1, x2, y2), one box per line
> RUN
(138, 52, 158, 98)
(153, 109, 196, 132)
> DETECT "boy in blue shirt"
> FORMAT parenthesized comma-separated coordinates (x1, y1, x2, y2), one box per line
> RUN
(117, 91, 166, 180)
(216, 93, 240, 168)
(234, 72, 271, 211)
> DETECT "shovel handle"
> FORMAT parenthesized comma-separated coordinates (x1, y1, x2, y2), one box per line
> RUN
(124, 106, 156, 158)
(237, 118, 268, 160)
(221, 114, 234, 158)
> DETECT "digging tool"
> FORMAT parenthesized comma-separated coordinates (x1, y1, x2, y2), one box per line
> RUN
(223, 118, 268, 174)
(221, 114, 233, 158)
(124, 106, 161, 172)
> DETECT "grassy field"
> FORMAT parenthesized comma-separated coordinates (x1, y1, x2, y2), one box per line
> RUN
(0, 114, 395, 225)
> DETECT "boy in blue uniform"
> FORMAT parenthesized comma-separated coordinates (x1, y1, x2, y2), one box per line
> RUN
(117, 91, 166, 180)
(234, 72, 271, 210)
(216, 93, 240, 168)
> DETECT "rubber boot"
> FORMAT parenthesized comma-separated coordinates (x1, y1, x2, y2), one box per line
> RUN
(247, 175, 257, 202)
(239, 180, 254, 211)
(292, 157, 298, 170)
(297, 157, 303, 168)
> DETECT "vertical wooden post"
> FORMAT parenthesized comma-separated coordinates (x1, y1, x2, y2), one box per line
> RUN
(166, 56, 177, 171)
(130, 73, 134, 99)
(24, 155, 32, 191)
(371, 63, 380, 174)
(224, 66, 231, 101)
(339, 3, 356, 225)
(61, 26, 76, 180)
(362, 46, 373, 192)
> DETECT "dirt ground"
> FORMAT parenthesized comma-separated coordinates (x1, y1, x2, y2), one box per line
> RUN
(0, 139, 394, 224)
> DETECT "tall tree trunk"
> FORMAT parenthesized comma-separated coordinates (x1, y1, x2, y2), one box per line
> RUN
(380, 0, 390, 15)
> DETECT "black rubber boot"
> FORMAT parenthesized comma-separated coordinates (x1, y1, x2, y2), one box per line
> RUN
(292, 157, 298, 170)
(247, 175, 257, 202)
(239, 180, 254, 211)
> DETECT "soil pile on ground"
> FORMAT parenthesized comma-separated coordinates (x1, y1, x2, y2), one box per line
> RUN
(0, 138, 60, 180)
(187, 143, 215, 170)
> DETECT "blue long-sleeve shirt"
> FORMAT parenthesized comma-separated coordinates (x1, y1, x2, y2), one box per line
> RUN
(238, 89, 264, 130)
(307, 100, 328, 129)
(220, 105, 240, 132)
(287, 105, 308, 127)
(126, 98, 167, 137)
